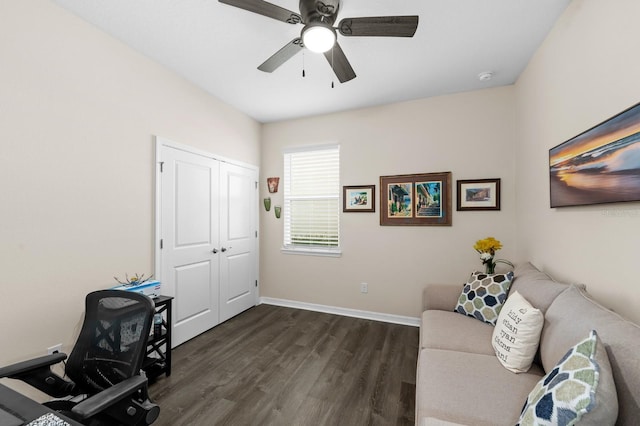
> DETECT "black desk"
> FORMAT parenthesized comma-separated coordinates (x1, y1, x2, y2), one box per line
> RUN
(0, 383, 83, 425)
(144, 295, 173, 380)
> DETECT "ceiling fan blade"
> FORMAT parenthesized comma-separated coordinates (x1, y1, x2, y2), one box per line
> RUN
(219, 0, 302, 24)
(323, 42, 356, 83)
(258, 38, 304, 73)
(338, 16, 419, 37)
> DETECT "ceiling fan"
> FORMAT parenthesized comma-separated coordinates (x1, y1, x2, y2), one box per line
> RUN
(219, 0, 419, 83)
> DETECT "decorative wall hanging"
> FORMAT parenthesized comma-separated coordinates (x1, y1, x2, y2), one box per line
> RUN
(550, 102, 640, 207)
(380, 172, 452, 226)
(274, 205, 282, 219)
(343, 185, 375, 212)
(263, 197, 271, 211)
(457, 178, 501, 211)
(267, 177, 280, 193)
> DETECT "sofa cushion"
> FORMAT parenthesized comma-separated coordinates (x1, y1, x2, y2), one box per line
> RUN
(509, 262, 570, 314)
(518, 330, 617, 426)
(541, 285, 637, 425)
(454, 271, 514, 325)
(492, 291, 544, 373)
(421, 310, 494, 355)
(416, 348, 544, 426)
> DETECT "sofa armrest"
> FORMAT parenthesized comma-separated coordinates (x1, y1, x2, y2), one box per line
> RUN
(419, 417, 470, 426)
(423, 284, 461, 311)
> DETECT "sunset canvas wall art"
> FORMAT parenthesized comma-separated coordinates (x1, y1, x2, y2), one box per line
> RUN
(549, 102, 640, 207)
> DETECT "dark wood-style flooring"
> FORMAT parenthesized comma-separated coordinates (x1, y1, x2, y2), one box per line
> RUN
(149, 304, 419, 426)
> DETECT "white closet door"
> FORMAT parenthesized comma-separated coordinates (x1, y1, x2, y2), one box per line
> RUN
(160, 146, 220, 347)
(219, 161, 258, 322)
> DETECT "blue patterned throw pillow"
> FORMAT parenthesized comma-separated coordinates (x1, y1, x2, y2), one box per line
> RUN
(517, 330, 607, 426)
(454, 271, 514, 325)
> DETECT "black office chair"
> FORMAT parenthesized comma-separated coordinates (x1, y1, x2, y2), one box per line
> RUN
(0, 290, 160, 425)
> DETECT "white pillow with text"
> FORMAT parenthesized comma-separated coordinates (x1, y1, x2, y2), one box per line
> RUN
(492, 291, 544, 373)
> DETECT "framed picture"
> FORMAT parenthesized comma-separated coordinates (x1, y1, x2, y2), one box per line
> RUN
(343, 185, 375, 212)
(457, 178, 501, 211)
(549, 102, 640, 207)
(380, 172, 452, 226)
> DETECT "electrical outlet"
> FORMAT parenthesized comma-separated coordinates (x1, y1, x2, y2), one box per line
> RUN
(47, 344, 62, 355)
(360, 282, 368, 294)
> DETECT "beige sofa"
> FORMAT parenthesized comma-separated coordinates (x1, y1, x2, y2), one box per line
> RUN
(415, 262, 640, 425)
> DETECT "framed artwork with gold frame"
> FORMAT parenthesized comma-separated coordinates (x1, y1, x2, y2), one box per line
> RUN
(380, 172, 452, 226)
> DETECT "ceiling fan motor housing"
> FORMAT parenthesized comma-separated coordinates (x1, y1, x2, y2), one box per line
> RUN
(300, 0, 340, 25)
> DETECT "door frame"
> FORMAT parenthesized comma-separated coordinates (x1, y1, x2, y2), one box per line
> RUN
(154, 136, 260, 310)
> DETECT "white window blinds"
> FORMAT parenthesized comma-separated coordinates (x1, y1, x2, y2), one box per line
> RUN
(283, 145, 340, 254)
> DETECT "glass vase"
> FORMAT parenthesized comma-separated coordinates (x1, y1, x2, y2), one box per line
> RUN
(485, 262, 496, 274)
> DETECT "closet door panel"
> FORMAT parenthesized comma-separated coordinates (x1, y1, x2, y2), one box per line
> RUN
(219, 162, 258, 322)
(159, 145, 220, 347)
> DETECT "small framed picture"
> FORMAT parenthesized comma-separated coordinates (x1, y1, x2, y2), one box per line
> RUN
(343, 185, 375, 212)
(457, 178, 501, 211)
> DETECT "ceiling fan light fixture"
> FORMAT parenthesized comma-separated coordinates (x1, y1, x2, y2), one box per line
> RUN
(302, 24, 336, 53)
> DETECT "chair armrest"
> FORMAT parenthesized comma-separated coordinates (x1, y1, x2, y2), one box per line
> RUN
(0, 353, 73, 398)
(422, 284, 462, 311)
(0, 353, 67, 378)
(72, 375, 147, 419)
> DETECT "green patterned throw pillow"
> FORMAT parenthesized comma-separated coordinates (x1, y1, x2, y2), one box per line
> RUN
(454, 271, 514, 325)
(518, 330, 614, 426)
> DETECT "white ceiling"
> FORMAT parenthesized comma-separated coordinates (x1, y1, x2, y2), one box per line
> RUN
(51, 0, 572, 123)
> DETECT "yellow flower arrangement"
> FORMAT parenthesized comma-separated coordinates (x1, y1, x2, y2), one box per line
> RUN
(473, 237, 503, 255)
(473, 237, 513, 274)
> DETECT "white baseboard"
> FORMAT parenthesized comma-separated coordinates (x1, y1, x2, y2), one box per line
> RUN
(259, 297, 420, 327)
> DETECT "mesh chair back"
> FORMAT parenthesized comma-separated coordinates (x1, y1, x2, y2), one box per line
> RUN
(66, 290, 155, 394)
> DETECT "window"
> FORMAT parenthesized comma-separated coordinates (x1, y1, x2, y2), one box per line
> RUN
(282, 145, 340, 256)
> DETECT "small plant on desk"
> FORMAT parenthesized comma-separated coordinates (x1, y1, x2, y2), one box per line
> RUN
(113, 273, 154, 287)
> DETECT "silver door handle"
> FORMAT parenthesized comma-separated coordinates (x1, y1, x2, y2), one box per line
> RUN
(212, 248, 218, 254)
(221, 247, 231, 252)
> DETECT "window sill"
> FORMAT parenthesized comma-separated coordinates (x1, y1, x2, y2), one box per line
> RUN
(281, 246, 342, 258)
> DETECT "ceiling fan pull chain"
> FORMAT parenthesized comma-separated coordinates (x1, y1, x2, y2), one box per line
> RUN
(331, 47, 335, 88)
(302, 50, 306, 77)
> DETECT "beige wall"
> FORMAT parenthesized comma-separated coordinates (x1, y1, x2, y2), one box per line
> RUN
(0, 0, 260, 388)
(514, 0, 640, 324)
(261, 0, 640, 325)
(260, 87, 517, 318)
